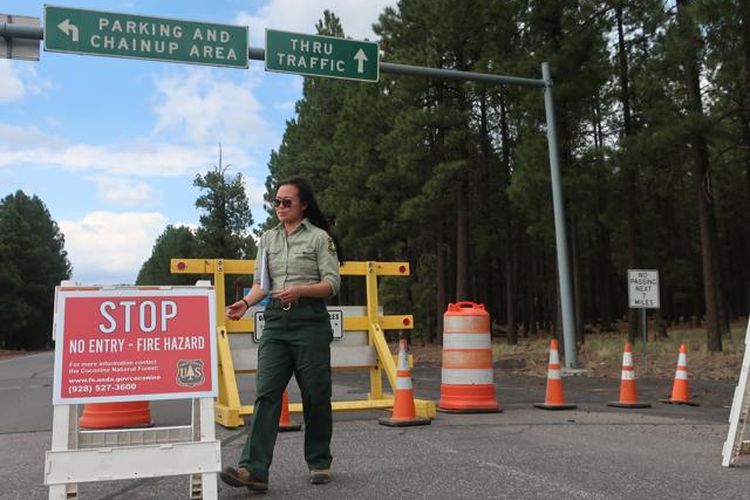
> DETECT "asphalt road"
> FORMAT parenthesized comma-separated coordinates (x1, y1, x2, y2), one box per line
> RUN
(1, 352, 748, 499)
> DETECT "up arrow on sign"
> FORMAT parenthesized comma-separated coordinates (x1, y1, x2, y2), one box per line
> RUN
(354, 48, 367, 73)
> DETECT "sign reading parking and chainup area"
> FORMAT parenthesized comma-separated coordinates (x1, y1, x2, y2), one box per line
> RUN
(44, 5, 248, 68)
(265, 29, 379, 82)
(628, 269, 660, 309)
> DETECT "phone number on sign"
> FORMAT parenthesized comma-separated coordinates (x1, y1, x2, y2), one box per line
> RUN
(68, 383, 137, 394)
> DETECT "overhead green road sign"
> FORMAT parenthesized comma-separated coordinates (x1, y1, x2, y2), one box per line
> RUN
(43, 5, 248, 68)
(265, 29, 379, 82)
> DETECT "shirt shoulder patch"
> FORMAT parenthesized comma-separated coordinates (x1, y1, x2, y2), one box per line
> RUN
(327, 237, 337, 254)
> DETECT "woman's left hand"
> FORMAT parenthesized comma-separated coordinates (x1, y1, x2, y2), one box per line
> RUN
(274, 286, 303, 303)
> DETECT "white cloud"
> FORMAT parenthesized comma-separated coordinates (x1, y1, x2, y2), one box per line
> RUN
(244, 175, 267, 206)
(0, 126, 255, 177)
(0, 60, 53, 103)
(243, 174, 269, 224)
(94, 176, 157, 206)
(274, 100, 296, 112)
(152, 69, 269, 144)
(0, 61, 26, 102)
(60, 211, 168, 284)
(235, 0, 397, 47)
(0, 123, 66, 148)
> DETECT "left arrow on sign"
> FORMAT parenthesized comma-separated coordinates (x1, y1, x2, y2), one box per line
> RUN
(354, 48, 367, 73)
(57, 19, 79, 42)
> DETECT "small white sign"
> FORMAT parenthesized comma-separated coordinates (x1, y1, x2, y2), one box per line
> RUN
(628, 269, 660, 309)
(253, 309, 344, 342)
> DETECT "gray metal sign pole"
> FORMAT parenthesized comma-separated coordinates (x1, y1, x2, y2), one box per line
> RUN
(4, 26, 578, 367)
(0, 20, 43, 39)
(542, 62, 577, 367)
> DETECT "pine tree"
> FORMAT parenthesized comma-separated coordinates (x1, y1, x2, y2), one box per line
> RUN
(136, 225, 199, 285)
(193, 146, 256, 260)
(0, 191, 71, 350)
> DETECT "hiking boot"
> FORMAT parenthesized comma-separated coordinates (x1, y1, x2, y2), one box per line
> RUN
(310, 468, 332, 484)
(220, 466, 268, 492)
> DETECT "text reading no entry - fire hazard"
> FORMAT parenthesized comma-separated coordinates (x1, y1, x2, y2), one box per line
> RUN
(627, 269, 660, 309)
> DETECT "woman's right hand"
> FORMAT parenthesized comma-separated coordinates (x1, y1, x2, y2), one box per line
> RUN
(226, 300, 248, 321)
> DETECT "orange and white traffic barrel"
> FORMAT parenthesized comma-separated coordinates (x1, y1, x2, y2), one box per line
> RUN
(438, 302, 501, 413)
(79, 401, 152, 429)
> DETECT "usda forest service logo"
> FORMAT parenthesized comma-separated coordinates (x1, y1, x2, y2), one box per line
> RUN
(176, 360, 205, 387)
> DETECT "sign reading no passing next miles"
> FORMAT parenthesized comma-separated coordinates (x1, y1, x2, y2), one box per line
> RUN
(627, 269, 660, 309)
(44, 5, 248, 68)
(265, 29, 379, 82)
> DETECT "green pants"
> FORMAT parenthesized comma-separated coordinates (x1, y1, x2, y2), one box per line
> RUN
(239, 300, 333, 482)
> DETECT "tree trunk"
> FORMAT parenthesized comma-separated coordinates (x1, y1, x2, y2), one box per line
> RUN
(506, 254, 517, 345)
(677, 0, 722, 351)
(735, 0, 750, 322)
(497, 89, 517, 344)
(571, 216, 585, 345)
(742, 0, 750, 202)
(477, 91, 493, 310)
(616, 2, 641, 343)
(436, 221, 447, 345)
(456, 182, 470, 300)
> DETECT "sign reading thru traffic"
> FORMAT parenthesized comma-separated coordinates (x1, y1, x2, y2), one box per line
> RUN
(265, 29, 379, 82)
(43, 5, 248, 68)
(627, 269, 660, 309)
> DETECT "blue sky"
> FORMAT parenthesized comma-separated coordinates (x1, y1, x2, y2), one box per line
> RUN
(1, 0, 395, 284)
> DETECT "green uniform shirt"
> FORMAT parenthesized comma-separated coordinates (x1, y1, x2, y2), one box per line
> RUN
(254, 218, 341, 296)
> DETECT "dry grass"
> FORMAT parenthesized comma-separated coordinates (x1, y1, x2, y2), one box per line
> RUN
(0, 350, 29, 360)
(406, 321, 748, 381)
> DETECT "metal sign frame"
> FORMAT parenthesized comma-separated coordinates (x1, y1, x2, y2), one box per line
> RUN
(0, 13, 40, 60)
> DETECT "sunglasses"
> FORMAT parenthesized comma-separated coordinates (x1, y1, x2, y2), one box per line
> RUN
(273, 198, 296, 208)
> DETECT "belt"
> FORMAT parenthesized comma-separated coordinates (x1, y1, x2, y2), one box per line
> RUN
(267, 297, 323, 311)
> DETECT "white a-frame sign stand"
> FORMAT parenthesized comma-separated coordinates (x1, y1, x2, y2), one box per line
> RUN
(722, 315, 750, 467)
(44, 284, 221, 499)
(46, 398, 219, 499)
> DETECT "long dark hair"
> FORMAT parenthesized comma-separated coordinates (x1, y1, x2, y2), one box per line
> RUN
(278, 176, 345, 263)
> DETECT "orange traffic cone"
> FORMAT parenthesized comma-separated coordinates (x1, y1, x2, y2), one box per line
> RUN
(607, 341, 651, 408)
(79, 401, 152, 429)
(379, 339, 431, 427)
(533, 339, 576, 410)
(660, 343, 699, 406)
(278, 389, 302, 432)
